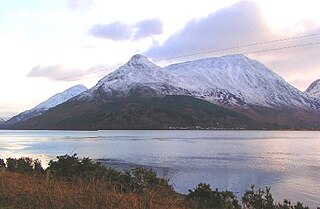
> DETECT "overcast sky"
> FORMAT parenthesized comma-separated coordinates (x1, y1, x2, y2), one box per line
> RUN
(1, 0, 320, 117)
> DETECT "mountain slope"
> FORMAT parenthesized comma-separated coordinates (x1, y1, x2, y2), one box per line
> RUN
(5, 85, 88, 126)
(305, 79, 320, 99)
(8, 96, 258, 130)
(78, 54, 318, 110)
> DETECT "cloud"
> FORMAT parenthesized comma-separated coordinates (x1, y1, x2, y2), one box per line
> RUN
(145, 0, 273, 60)
(143, 0, 320, 90)
(89, 22, 132, 41)
(89, 18, 163, 41)
(133, 19, 163, 40)
(28, 64, 110, 82)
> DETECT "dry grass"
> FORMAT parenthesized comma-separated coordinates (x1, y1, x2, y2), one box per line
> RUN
(0, 172, 188, 209)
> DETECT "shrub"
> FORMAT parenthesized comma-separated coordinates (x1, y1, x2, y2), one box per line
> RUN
(47, 153, 103, 180)
(5, 157, 44, 174)
(0, 158, 5, 170)
(277, 199, 309, 209)
(6, 158, 17, 172)
(186, 183, 241, 209)
(33, 158, 45, 174)
(47, 154, 172, 194)
(242, 186, 276, 209)
(121, 167, 172, 194)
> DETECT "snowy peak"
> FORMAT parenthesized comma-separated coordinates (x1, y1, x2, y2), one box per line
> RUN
(5, 84, 88, 125)
(124, 54, 159, 69)
(305, 79, 320, 99)
(78, 54, 169, 101)
(33, 85, 88, 111)
(218, 54, 251, 62)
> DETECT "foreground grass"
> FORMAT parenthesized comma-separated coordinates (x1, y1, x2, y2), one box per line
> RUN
(0, 155, 315, 209)
(0, 172, 186, 209)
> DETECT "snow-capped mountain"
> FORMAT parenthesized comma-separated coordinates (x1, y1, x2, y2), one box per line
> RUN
(5, 85, 88, 125)
(305, 79, 320, 99)
(6, 54, 320, 130)
(78, 54, 318, 110)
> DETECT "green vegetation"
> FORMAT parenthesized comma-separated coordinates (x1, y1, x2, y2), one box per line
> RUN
(9, 95, 257, 130)
(0, 155, 314, 209)
(5, 157, 44, 174)
(186, 183, 240, 209)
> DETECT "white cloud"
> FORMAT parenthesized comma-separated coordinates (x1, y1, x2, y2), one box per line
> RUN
(89, 19, 163, 41)
(133, 19, 163, 40)
(28, 64, 110, 82)
(89, 22, 133, 41)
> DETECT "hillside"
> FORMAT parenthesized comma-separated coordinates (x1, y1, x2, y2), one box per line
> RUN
(9, 95, 258, 130)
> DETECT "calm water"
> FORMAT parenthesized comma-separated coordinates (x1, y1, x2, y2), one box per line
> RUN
(0, 130, 319, 207)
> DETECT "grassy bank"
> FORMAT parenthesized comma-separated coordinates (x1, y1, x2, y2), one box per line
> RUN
(0, 155, 315, 209)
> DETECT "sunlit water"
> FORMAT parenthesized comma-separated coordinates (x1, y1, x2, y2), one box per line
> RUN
(0, 130, 319, 207)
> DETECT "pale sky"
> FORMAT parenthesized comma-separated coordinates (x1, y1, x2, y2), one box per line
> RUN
(1, 0, 320, 117)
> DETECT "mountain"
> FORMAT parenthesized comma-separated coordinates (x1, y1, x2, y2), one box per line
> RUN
(5, 85, 88, 126)
(305, 79, 320, 99)
(6, 54, 320, 130)
(9, 95, 259, 130)
(79, 54, 318, 110)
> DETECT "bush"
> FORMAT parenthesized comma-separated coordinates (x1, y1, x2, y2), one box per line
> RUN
(5, 157, 44, 174)
(242, 186, 276, 209)
(277, 199, 309, 209)
(121, 167, 172, 194)
(33, 158, 45, 174)
(0, 158, 5, 170)
(47, 154, 173, 194)
(186, 183, 241, 209)
(47, 153, 103, 180)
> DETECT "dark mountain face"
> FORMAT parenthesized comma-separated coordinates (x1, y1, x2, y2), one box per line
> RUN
(8, 96, 260, 130)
